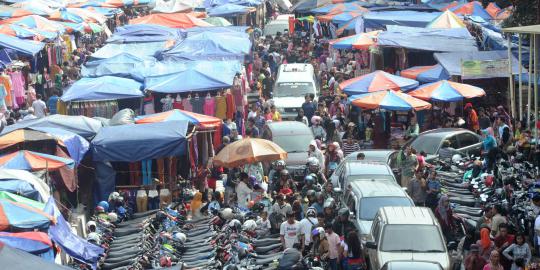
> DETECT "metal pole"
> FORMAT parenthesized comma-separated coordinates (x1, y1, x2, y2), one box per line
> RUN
(534, 34, 538, 138)
(518, 34, 523, 121)
(508, 35, 515, 117)
(528, 34, 533, 127)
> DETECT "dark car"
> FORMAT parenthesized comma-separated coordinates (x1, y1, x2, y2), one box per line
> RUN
(381, 261, 444, 270)
(403, 128, 482, 161)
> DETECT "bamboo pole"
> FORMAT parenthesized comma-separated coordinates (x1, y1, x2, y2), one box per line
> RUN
(528, 34, 533, 127)
(518, 34, 523, 121)
(508, 36, 516, 117)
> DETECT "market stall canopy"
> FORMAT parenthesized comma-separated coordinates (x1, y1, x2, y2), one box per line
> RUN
(400, 64, 450, 83)
(329, 30, 379, 50)
(0, 5, 33, 18)
(4, 0, 66, 8)
(214, 138, 287, 168)
(82, 52, 150, 78)
(84, 6, 123, 17)
(160, 31, 250, 61)
(153, 0, 200, 13)
(0, 231, 51, 255)
(1, 114, 103, 139)
(349, 90, 432, 111)
(0, 150, 75, 171)
(0, 129, 61, 150)
(0, 24, 57, 41)
(135, 109, 221, 128)
(204, 16, 232, 26)
(91, 41, 168, 59)
(49, 8, 86, 23)
(60, 21, 104, 34)
(1, 15, 66, 34)
(129, 13, 212, 29)
(27, 127, 89, 164)
(130, 59, 242, 81)
(485, 2, 500, 18)
(340, 70, 419, 95)
(91, 121, 189, 162)
(377, 25, 477, 52)
(318, 10, 365, 26)
(407, 80, 485, 102)
(426, 10, 464, 28)
(434, 50, 523, 78)
(61, 76, 143, 102)
(0, 242, 70, 270)
(107, 24, 182, 43)
(0, 198, 55, 230)
(292, 0, 331, 12)
(0, 169, 50, 202)
(450, 1, 492, 20)
(207, 4, 255, 17)
(0, 34, 44, 56)
(44, 198, 104, 268)
(68, 0, 118, 8)
(0, 180, 43, 202)
(311, 2, 369, 14)
(363, 10, 442, 29)
(10, 2, 55, 16)
(0, 191, 45, 210)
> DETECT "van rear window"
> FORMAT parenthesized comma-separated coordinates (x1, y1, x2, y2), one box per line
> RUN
(274, 82, 314, 97)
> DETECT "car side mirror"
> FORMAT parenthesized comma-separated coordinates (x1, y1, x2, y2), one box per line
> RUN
(365, 241, 377, 249)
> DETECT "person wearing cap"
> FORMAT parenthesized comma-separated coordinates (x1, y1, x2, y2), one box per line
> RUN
(332, 208, 356, 238)
(464, 103, 479, 133)
(280, 210, 303, 250)
(464, 244, 487, 270)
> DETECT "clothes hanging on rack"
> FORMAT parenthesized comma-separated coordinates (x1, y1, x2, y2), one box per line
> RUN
(9, 71, 25, 108)
(182, 98, 192, 112)
(215, 95, 227, 120)
(225, 91, 235, 120)
(191, 97, 204, 114)
(0, 74, 12, 108)
(203, 97, 215, 116)
(67, 100, 119, 118)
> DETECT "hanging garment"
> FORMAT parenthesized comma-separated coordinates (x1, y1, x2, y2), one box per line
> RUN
(182, 98, 192, 112)
(191, 97, 204, 114)
(225, 92, 235, 120)
(142, 160, 152, 185)
(0, 75, 12, 108)
(143, 96, 155, 115)
(129, 162, 141, 186)
(173, 100, 183, 110)
(203, 97, 215, 116)
(9, 71, 25, 108)
(157, 158, 165, 183)
(215, 95, 227, 120)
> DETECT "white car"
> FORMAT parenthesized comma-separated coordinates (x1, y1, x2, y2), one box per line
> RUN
(273, 63, 318, 120)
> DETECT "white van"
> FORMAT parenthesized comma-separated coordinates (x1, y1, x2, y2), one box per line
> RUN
(273, 63, 318, 120)
(263, 14, 293, 36)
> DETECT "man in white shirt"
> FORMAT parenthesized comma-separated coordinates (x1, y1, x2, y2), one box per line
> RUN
(31, 94, 47, 118)
(235, 173, 252, 209)
(299, 207, 318, 249)
(22, 107, 37, 121)
(280, 211, 303, 250)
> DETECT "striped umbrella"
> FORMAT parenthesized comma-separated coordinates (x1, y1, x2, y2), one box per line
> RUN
(0, 15, 66, 34)
(318, 10, 365, 26)
(407, 80, 486, 102)
(400, 64, 450, 83)
(427, 10, 465, 29)
(349, 90, 432, 111)
(339, 70, 419, 95)
(0, 198, 54, 230)
(0, 6, 33, 18)
(450, 1, 492, 20)
(0, 150, 75, 171)
(330, 30, 379, 50)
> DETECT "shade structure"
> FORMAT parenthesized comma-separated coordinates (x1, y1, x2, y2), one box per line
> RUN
(84, 6, 123, 17)
(319, 10, 364, 26)
(1, 15, 66, 34)
(106, 24, 181, 43)
(400, 64, 450, 83)
(0, 6, 33, 18)
(450, 1, 492, 20)
(60, 21, 103, 34)
(49, 8, 86, 23)
(339, 70, 419, 95)
(61, 76, 143, 102)
(214, 138, 288, 168)
(427, 10, 465, 28)
(330, 30, 379, 50)
(0, 24, 57, 41)
(68, 1, 118, 8)
(292, 0, 332, 12)
(0, 33, 44, 56)
(161, 31, 250, 61)
(204, 17, 232, 26)
(129, 13, 212, 29)
(82, 52, 146, 78)
(0, 198, 54, 230)
(0, 129, 61, 150)
(350, 90, 432, 111)
(0, 242, 70, 270)
(207, 3, 255, 17)
(0, 231, 51, 255)
(311, 2, 367, 14)
(0, 150, 75, 171)
(144, 68, 232, 92)
(135, 109, 221, 128)
(1, 114, 103, 140)
(0, 191, 45, 210)
(10, 2, 55, 16)
(485, 2, 500, 18)
(407, 80, 485, 102)
(0, 169, 50, 202)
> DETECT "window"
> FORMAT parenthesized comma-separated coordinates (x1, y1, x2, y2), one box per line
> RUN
(359, 197, 413, 220)
(447, 136, 459, 149)
(380, 225, 445, 252)
(458, 133, 479, 148)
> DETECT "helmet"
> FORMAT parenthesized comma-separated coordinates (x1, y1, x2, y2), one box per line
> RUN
(274, 160, 286, 168)
(87, 232, 101, 244)
(95, 205, 105, 213)
(306, 207, 317, 217)
(242, 219, 257, 231)
(323, 197, 335, 208)
(281, 169, 289, 176)
(156, 211, 167, 222)
(238, 248, 247, 260)
(173, 232, 187, 244)
(304, 174, 315, 184)
(109, 192, 120, 201)
(86, 221, 97, 232)
(307, 157, 319, 167)
(306, 189, 316, 198)
(452, 154, 462, 163)
(221, 208, 234, 220)
(312, 227, 325, 237)
(107, 212, 118, 223)
(97, 201, 109, 212)
(229, 219, 242, 231)
(338, 208, 350, 217)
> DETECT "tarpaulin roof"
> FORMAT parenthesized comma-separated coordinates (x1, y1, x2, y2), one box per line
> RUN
(10, 2, 55, 16)
(0, 191, 45, 210)
(0, 180, 41, 202)
(330, 30, 379, 50)
(91, 121, 188, 162)
(204, 17, 233, 26)
(44, 198, 103, 268)
(129, 13, 212, 29)
(153, 0, 200, 13)
(60, 21, 104, 34)
(0, 169, 50, 202)
(1, 115, 103, 140)
(340, 70, 419, 95)
(185, 25, 249, 36)
(377, 25, 477, 52)
(311, 2, 369, 14)
(427, 10, 465, 28)
(0, 5, 33, 18)
(363, 10, 441, 28)
(434, 50, 523, 77)
(91, 41, 167, 59)
(0, 198, 54, 230)
(161, 31, 250, 61)
(207, 3, 255, 17)
(61, 76, 143, 102)
(82, 52, 152, 78)
(28, 127, 89, 164)
(1, 15, 66, 34)
(318, 10, 364, 26)
(450, 1, 492, 20)
(400, 64, 450, 83)
(130, 59, 242, 81)
(0, 231, 51, 255)
(0, 34, 44, 55)
(107, 24, 182, 43)
(145, 67, 232, 92)
(135, 109, 221, 128)
(0, 24, 57, 41)
(0, 242, 70, 270)
(349, 90, 432, 111)
(292, 0, 331, 12)
(83, 6, 123, 17)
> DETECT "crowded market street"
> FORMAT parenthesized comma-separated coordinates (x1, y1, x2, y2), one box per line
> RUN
(0, 0, 538, 269)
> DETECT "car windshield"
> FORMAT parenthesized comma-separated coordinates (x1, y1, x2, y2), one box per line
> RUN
(272, 134, 313, 153)
(409, 136, 441, 155)
(274, 82, 314, 97)
(359, 197, 412, 220)
(380, 225, 445, 252)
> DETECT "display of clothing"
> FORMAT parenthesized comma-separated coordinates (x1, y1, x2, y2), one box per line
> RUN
(9, 71, 25, 108)
(203, 96, 215, 116)
(182, 98, 192, 111)
(215, 95, 227, 120)
(143, 95, 155, 115)
(191, 96, 204, 114)
(225, 91, 235, 120)
(0, 74, 12, 108)
(136, 189, 148, 212)
(67, 101, 119, 118)
(173, 99, 183, 110)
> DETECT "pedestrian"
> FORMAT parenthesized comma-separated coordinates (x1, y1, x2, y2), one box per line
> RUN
(31, 94, 47, 118)
(308, 140, 325, 168)
(477, 228, 495, 261)
(407, 171, 427, 206)
(496, 117, 511, 150)
(490, 205, 507, 237)
(47, 90, 59, 115)
(295, 108, 308, 125)
(325, 143, 341, 177)
(342, 136, 360, 157)
(340, 231, 364, 270)
(325, 223, 340, 270)
(280, 210, 303, 250)
(465, 103, 479, 133)
(465, 244, 487, 270)
(502, 232, 531, 270)
(483, 250, 503, 270)
(256, 210, 271, 238)
(310, 116, 326, 141)
(302, 94, 316, 123)
(425, 170, 441, 210)
(404, 117, 419, 140)
(434, 195, 456, 242)
(235, 172, 252, 209)
(399, 146, 418, 188)
(332, 208, 355, 238)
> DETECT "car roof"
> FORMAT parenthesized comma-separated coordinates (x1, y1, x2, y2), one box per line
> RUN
(418, 128, 478, 138)
(378, 207, 436, 225)
(266, 121, 312, 136)
(345, 160, 393, 175)
(350, 181, 407, 198)
(385, 261, 443, 270)
(345, 150, 396, 162)
(276, 63, 315, 83)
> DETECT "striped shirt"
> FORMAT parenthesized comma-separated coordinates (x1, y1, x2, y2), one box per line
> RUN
(342, 142, 360, 157)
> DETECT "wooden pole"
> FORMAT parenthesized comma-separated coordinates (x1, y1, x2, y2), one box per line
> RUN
(535, 34, 538, 138)
(518, 34, 523, 121)
(528, 34, 533, 127)
(508, 36, 515, 117)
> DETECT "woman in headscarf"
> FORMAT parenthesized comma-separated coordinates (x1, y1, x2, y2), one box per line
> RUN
(308, 140, 325, 168)
(434, 195, 455, 242)
(476, 227, 495, 261)
(190, 192, 205, 219)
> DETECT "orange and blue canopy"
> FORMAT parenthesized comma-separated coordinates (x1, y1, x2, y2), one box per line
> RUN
(349, 90, 432, 111)
(330, 30, 379, 50)
(400, 64, 450, 83)
(135, 109, 221, 128)
(407, 80, 485, 102)
(0, 6, 33, 18)
(0, 150, 75, 171)
(1, 15, 66, 34)
(450, 1, 492, 20)
(339, 70, 419, 95)
(0, 198, 54, 231)
(427, 10, 464, 29)
(0, 231, 52, 254)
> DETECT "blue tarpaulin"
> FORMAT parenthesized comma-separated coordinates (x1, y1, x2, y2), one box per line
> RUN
(0, 34, 44, 56)
(28, 127, 89, 164)
(130, 59, 242, 81)
(0, 180, 40, 201)
(91, 121, 189, 162)
(207, 3, 253, 16)
(91, 41, 166, 59)
(378, 25, 477, 52)
(185, 26, 249, 37)
(204, 0, 261, 7)
(515, 73, 539, 85)
(161, 32, 250, 61)
(61, 76, 143, 102)
(44, 198, 103, 269)
(81, 53, 153, 78)
(1, 115, 103, 140)
(434, 50, 523, 78)
(107, 24, 182, 43)
(363, 11, 441, 29)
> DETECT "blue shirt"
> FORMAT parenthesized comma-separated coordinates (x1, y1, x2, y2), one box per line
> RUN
(47, 95, 59, 114)
(427, 179, 441, 192)
(482, 135, 497, 151)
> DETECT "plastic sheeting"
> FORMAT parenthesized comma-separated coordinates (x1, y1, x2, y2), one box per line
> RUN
(91, 41, 167, 59)
(0, 242, 70, 270)
(207, 4, 253, 17)
(153, 0, 201, 13)
(363, 11, 441, 29)
(0, 33, 44, 55)
(82, 53, 154, 78)
(1, 115, 103, 140)
(434, 50, 523, 78)
(378, 25, 477, 52)
(0, 180, 40, 201)
(107, 24, 182, 43)
(28, 127, 89, 164)
(91, 121, 189, 162)
(128, 13, 212, 29)
(0, 169, 50, 202)
(161, 31, 250, 61)
(130, 59, 242, 81)
(61, 76, 143, 102)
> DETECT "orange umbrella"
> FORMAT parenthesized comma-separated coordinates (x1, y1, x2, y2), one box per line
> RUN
(213, 138, 287, 168)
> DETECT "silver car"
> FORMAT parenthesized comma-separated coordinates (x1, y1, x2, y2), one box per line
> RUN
(403, 128, 482, 161)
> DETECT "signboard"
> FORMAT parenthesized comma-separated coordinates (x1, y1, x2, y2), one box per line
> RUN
(461, 59, 510, 79)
